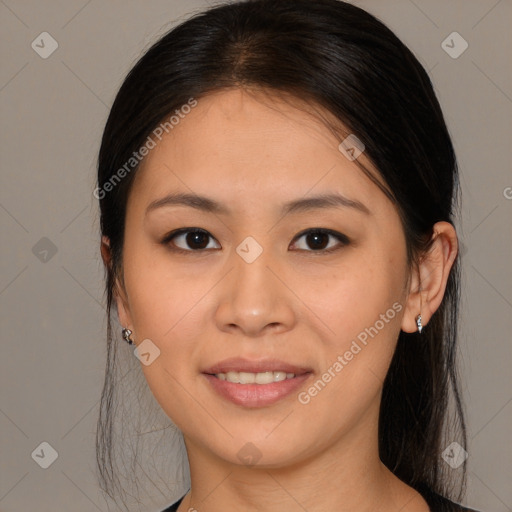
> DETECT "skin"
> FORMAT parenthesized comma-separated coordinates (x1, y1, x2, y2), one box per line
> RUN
(102, 88, 458, 511)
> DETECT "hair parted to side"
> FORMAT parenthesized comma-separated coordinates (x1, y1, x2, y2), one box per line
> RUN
(96, 0, 466, 507)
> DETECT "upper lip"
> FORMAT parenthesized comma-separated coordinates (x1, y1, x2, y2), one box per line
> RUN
(202, 357, 313, 375)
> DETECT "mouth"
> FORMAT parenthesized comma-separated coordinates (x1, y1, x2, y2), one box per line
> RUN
(212, 370, 297, 384)
(201, 358, 313, 407)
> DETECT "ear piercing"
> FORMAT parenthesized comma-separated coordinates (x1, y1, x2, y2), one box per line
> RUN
(124, 317, 426, 339)
(416, 314, 423, 334)
(121, 327, 134, 345)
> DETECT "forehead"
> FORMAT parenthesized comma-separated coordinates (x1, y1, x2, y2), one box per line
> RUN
(129, 88, 391, 218)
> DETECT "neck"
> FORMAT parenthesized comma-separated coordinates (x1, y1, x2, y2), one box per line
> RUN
(177, 397, 428, 512)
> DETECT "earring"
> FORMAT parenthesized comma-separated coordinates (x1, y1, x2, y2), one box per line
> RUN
(122, 327, 134, 345)
(416, 314, 423, 334)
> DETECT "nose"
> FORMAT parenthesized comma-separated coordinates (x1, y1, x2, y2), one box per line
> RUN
(214, 245, 297, 338)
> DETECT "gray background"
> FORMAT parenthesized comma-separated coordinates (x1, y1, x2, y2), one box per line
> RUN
(1, 0, 511, 511)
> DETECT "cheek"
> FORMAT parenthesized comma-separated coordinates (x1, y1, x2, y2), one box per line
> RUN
(292, 259, 405, 440)
(309, 246, 406, 401)
(120, 216, 409, 454)
(302, 247, 405, 345)
(123, 258, 210, 424)
(122, 239, 208, 338)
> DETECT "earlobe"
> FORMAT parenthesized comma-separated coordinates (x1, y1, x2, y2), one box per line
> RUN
(118, 297, 136, 345)
(115, 289, 133, 331)
(100, 235, 111, 267)
(401, 222, 458, 334)
(101, 235, 134, 332)
(114, 267, 134, 332)
(401, 264, 426, 333)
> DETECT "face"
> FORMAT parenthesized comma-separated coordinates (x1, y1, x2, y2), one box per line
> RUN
(115, 88, 412, 468)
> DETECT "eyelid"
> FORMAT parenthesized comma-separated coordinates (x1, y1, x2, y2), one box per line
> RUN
(290, 228, 350, 253)
(161, 227, 350, 253)
(161, 227, 220, 252)
(291, 228, 350, 246)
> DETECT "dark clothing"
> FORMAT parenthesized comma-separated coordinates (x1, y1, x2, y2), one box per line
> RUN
(161, 488, 481, 511)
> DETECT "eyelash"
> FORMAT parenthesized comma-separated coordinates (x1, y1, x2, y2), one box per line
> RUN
(161, 227, 350, 255)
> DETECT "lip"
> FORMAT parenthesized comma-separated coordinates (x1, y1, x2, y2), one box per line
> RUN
(202, 357, 312, 375)
(201, 357, 313, 408)
(203, 373, 312, 408)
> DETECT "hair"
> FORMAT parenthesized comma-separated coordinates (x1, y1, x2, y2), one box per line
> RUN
(96, 0, 467, 508)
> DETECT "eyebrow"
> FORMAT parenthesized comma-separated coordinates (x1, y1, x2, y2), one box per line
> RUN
(145, 192, 371, 217)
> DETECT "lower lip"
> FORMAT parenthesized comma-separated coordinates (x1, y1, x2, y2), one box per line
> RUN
(202, 373, 312, 408)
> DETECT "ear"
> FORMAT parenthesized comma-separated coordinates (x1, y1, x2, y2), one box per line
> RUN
(401, 221, 458, 333)
(101, 236, 134, 331)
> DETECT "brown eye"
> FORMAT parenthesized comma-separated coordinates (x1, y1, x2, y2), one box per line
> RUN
(163, 228, 220, 251)
(162, 227, 349, 254)
(290, 229, 349, 253)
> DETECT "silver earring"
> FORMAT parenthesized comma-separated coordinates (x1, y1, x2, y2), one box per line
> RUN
(122, 327, 134, 345)
(416, 314, 423, 334)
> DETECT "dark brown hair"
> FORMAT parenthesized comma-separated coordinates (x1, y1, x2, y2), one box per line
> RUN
(96, 0, 467, 507)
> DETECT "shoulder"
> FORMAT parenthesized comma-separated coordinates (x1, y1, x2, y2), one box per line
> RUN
(420, 488, 481, 512)
(161, 490, 482, 512)
(160, 494, 185, 512)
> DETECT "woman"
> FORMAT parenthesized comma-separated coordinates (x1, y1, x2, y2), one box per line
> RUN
(96, 1, 479, 510)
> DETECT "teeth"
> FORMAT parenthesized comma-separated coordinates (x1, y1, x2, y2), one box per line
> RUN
(215, 371, 296, 384)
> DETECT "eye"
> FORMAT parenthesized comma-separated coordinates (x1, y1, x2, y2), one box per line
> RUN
(290, 228, 349, 253)
(162, 228, 220, 252)
(162, 227, 349, 254)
